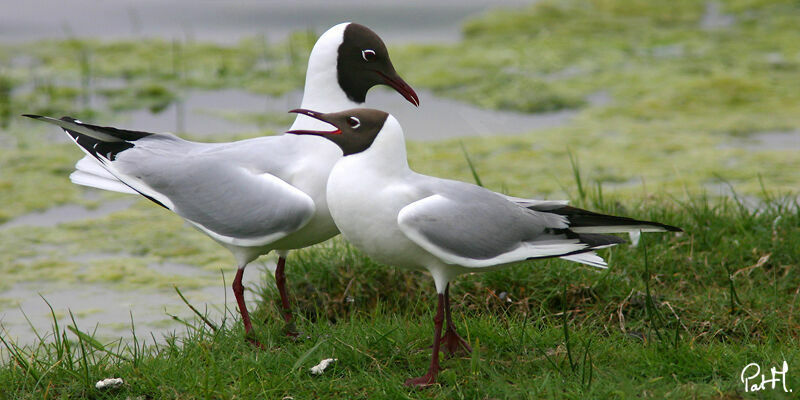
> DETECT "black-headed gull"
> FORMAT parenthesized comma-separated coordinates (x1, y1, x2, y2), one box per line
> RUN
(24, 22, 419, 347)
(286, 108, 681, 387)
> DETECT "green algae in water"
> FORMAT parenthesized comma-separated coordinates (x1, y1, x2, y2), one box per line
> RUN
(0, 258, 81, 291)
(195, 109, 294, 130)
(2, 0, 797, 201)
(395, 0, 800, 197)
(394, 0, 800, 130)
(0, 143, 87, 222)
(0, 31, 315, 125)
(100, 83, 177, 113)
(0, 202, 229, 292)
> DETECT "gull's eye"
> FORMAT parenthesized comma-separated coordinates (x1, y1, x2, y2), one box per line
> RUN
(347, 116, 361, 129)
(361, 49, 376, 62)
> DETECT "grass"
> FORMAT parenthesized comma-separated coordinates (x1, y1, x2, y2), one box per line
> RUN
(1, 191, 799, 398)
(2, 0, 800, 398)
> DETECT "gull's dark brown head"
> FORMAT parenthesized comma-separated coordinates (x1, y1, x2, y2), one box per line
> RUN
(287, 108, 390, 156)
(337, 23, 419, 107)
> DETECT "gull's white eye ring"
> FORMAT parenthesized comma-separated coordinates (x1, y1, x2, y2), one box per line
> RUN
(348, 117, 361, 129)
(361, 49, 376, 62)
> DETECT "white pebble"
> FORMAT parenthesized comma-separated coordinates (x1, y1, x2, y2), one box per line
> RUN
(309, 358, 337, 375)
(95, 377, 124, 390)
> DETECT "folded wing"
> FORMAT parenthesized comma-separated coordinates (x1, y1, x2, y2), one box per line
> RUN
(397, 183, 622, 269)
(26, 115, 316, 248)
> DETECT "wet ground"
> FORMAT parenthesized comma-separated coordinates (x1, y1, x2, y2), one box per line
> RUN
(723, 130, 800, 151)
(1, 0, 547, 347)
(5, 81, 788, 346)
(0, 199, 137, 230)
(1, 0, 793, 348)
(1, 82, 592, 345)
(1, 258, 272, 346)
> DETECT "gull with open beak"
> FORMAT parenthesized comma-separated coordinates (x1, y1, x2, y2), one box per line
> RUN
(287, 107, 682, 387)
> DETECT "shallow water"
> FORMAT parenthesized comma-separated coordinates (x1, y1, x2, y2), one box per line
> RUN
(104, 87, 587, 140)
(701, 1, 736, 30)
(119, 89, 294, 137)
(0, 199, 136, 230)
(0, 260, 273, 347)
(723, 130, 800, 151)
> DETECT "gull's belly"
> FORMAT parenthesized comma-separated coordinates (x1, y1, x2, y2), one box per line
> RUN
(327, 175, 433, 270)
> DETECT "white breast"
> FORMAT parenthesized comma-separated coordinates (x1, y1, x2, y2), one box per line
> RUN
(266, 135, 342, 250)
(326, 157, 433, 270)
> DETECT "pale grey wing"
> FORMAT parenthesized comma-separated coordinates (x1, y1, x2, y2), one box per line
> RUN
(109, 136, 316, 247)
(28, 115, 315, 247)
(158, 166, 314, 247)
(396, 186, 593, 269)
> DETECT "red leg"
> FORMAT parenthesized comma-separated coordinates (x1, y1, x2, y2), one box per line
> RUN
(441, 284, 472, 356)
(405, 293, 445, 388)
(233, 268, 265, 349)
(274, 256, 299, 337)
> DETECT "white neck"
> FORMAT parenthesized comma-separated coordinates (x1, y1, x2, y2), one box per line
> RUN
(288, 22, 361, 132)
(350, 115, 409, 174)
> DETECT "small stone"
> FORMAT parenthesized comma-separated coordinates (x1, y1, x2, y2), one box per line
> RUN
(95, 377, 124, 390)
(309, 358, 337, 375)
(498, 292, 512, 302)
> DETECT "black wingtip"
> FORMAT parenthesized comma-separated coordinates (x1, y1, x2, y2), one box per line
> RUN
(649, 221, 683, 233)
(541, 204, 683, 234)
(666, 225, 684, 233)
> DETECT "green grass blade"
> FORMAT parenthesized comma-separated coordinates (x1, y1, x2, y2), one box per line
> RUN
(460, 141, 483, 187)
(567, 149, 586, 204)
(562, 285, 575, 372)
(68, 320, 130, 363)
(291, 338, 327, 373)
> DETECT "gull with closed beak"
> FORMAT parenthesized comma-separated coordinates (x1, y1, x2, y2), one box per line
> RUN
(24, 23, 419, 348)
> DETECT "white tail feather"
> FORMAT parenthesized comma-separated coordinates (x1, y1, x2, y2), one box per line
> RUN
(71, 156, 137, 194)
(75, 156, 115, 179)
(560, 251, 608, 268)
(69, 171, 138, 194)
(64, 131, 174, 209)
